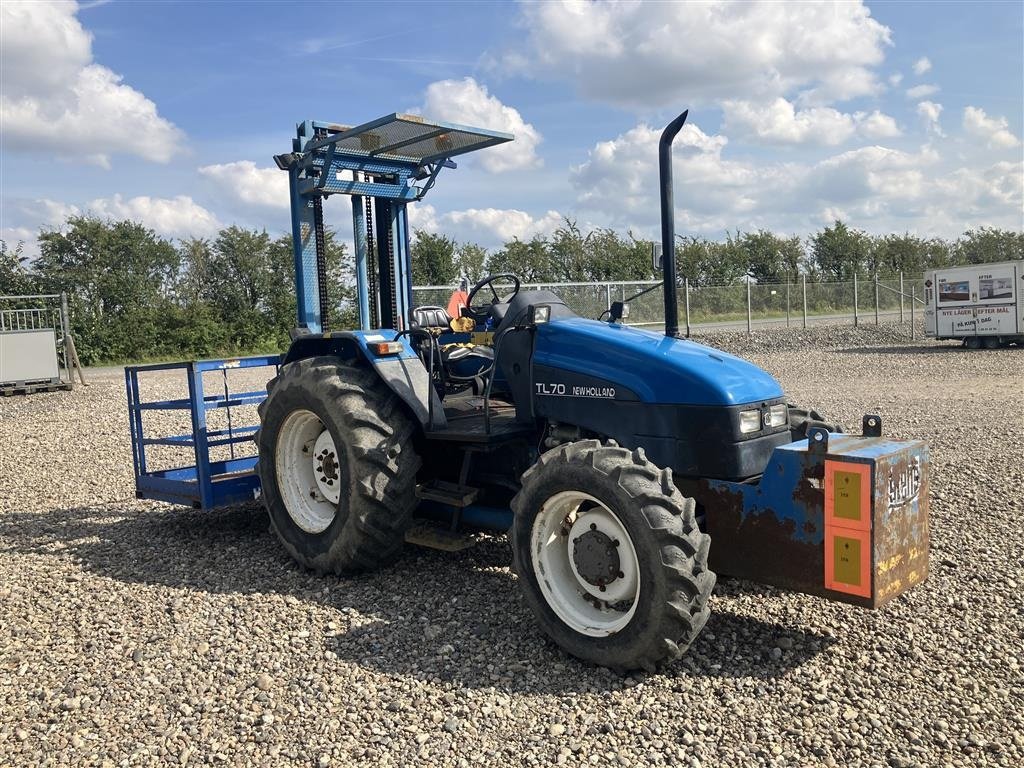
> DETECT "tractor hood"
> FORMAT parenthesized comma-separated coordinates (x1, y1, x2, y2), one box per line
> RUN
(532, 317, 783, 406)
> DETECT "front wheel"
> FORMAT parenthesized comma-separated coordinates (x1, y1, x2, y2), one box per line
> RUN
(256, 357, 420, 573)
(511, 440, 715, 671)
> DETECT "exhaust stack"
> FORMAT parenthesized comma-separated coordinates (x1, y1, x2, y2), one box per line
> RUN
(659, 110, 688, 338)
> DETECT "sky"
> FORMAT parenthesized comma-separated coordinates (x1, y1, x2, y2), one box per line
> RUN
(1, 0, 1022, 258)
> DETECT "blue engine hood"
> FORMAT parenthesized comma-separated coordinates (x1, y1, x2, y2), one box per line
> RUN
(533, 318, 784, 406)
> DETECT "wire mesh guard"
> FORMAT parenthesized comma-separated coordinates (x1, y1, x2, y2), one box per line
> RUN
(315, 113, 512, 165)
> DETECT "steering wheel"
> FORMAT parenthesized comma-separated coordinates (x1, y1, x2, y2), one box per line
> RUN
(464, 273, 521, 321)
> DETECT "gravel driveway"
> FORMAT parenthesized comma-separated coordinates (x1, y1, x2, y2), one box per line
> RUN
(1, 325, 1021, 767)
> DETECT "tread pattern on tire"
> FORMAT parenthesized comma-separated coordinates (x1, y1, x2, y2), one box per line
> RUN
(256, 356, 421, 573)
(511, 439, 715, 671)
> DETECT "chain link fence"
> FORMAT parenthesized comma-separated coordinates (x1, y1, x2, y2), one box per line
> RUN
(413, 275, 927, 333)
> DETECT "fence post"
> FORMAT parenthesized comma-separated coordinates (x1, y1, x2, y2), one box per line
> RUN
(874, 275, 879, 325)
(911, 285, 916, 341)
(786, 280, 791, 327)
(746, 279, 752, 335)
(684, 278, 691, 338)
(802, 275, 807, 329)
(899, 271, 905, 323)
(853, 273, 859, 327)
(605, 283, 612, 313)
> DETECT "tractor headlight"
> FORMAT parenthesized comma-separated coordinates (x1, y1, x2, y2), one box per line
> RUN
(768, 403, 788, 428)
(739, 409, 761, 434)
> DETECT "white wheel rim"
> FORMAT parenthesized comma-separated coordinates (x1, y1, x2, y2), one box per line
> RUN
(530, 491, 640, 637)
(275, 409, 339, 534)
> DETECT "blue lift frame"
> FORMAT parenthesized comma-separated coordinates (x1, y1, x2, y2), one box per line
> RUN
(125, 356, 280, 509)
(279, 113, 512, 334)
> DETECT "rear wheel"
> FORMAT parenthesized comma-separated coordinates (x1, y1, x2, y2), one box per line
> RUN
(982, 336, 1000, 349)
(964, 336, 981, 350)
(256, 357, 420, 573)
(511, 440, 715, 671)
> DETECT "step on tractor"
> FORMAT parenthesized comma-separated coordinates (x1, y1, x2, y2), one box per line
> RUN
(254, 111, 930, 670)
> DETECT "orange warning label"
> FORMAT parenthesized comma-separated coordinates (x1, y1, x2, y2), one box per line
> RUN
(825, 461, 871, 532)
(824, 460, 873, 598)
(825, 529, 871, 597)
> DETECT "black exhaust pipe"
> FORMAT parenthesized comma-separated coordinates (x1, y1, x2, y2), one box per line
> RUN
(659, 110, 688, 338)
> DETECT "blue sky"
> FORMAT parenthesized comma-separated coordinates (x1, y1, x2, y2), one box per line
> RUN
(2, 0, 1021, 256)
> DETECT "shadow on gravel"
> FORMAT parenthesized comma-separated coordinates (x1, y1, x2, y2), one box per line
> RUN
(0, 503, 835, 690)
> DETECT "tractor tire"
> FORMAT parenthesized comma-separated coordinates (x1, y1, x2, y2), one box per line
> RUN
(787, 404, 844, 442)
(510, 440, 715, 671)
(256, 356, 420, 573)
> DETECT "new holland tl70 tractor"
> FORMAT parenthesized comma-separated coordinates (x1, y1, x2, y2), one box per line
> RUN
(258, 111, 930, 670)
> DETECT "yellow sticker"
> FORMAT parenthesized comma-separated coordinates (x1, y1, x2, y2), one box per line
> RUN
(833, 470, 863, 522)
(833, 535, 862, 587)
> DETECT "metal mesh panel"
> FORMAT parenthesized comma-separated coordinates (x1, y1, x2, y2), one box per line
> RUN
(412, 276, 927, 332)
(325, 115, 507, 164)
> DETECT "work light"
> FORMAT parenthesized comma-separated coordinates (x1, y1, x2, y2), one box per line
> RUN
(768, 404, 788, 428)
(739, 409, 761, 434)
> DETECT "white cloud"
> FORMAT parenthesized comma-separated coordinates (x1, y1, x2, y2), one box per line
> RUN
(912, 57, 932, 75)
(888, 72, 903, 87)
(199, 161, 290, 209)
(501, 1, 891, 107)
(85, 194, 221, 238)
(722, 99, 856, 146)
(419, 78, 542, 172)
(856, 110, 902, 139)
(963, 106, 1021, 149)
(0, 1, 184, 167)
(906, 84, 940, 100)
(722, 99, 901, 146)
(407, 202, 562, 247)
(917, 101, 944, 136)
(567, 118, 1021, 238)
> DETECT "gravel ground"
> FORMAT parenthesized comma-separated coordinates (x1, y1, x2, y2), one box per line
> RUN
(1, 324, 1021, 768)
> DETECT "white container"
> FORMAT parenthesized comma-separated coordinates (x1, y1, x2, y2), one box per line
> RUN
(0, 328, 60, 385)
(923, 260, 1024, 347)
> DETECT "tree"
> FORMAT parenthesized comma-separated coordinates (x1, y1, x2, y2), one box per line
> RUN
(737, 230, 804, 284)
(0, 239, 35, 296)
(584, 229, 655, 281)
(454, 242, 487, 284)
(411, 231, 458, 286)
(487, 236, 555, 282)
(870, 233, 951, 277)
(34, 216, 179, 363)
(953, 228, 1024, 265)
(676, 236, 747, 287)
(809, 220, 872, 281)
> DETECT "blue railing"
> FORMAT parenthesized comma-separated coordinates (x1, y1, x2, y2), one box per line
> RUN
(125, 356, 280, 509)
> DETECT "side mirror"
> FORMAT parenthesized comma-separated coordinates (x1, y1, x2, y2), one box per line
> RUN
(651, 242, 663, 272)
(608, 301, 630, 323)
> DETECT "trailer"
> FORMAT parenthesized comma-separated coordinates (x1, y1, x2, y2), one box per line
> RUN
(923, 260, 1024, 348)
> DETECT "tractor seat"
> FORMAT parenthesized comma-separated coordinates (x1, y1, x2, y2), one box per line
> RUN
(411, 306, 453, 331)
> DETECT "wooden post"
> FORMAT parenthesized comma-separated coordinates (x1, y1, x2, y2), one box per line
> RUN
(66, 334, 88, 386)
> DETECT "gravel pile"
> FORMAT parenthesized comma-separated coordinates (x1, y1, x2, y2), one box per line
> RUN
(1, 328, 1021, 767)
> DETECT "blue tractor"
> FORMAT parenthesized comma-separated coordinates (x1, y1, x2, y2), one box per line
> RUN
(258, 111, 930, 670)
